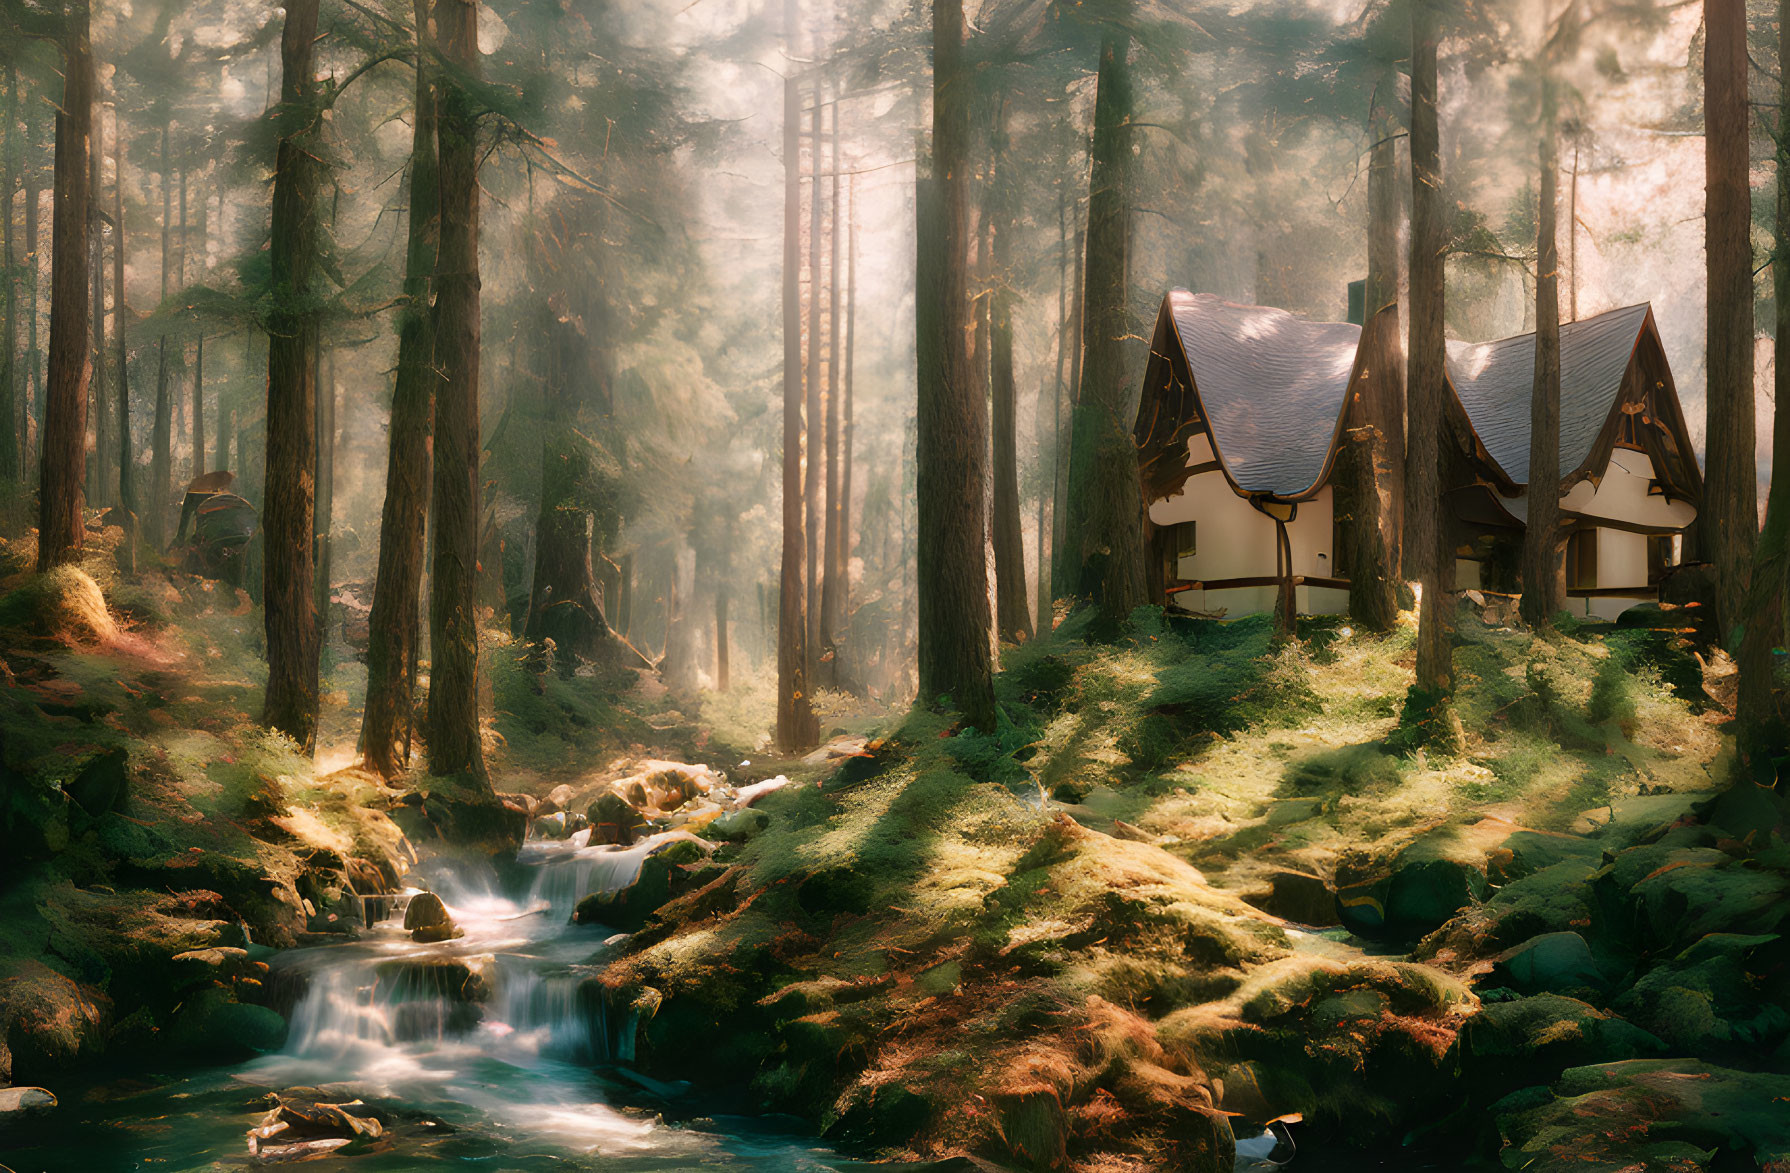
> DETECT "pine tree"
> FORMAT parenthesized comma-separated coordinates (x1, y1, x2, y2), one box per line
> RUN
(1704, 0, 1758, 646)
(916, 0, 995, 729)
(361, 0, 440, 778)
(261, 0, 323, 751)
(424, 0, 488, 782)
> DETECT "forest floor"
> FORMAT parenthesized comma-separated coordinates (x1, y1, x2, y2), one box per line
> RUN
(1, 532, 1787, 1172)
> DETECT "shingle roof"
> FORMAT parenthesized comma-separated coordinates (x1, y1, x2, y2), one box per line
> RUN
(1445, 303, 1651, 487)
(1165, 290, 1360, 497)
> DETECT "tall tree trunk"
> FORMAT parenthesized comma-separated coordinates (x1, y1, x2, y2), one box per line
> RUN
(1063, 26, 1146, 625)
(1705, 0, 1758, 646)
(1347, 100, 1405, 630)
(1409, 0, 1453, 696)
(113, 114, 132, 572)
(150, 125, 171, 547)
(916, 0, 995, 729)
(1737, 0, 1790, 781)
(37, 5, 93, 571)
(88, 105, 107, 509)
(1, 60, 17, 486)
(1520, 103, 1564, 630)
(361, 0, 440, 778)
(261, 0, 323, 752)
(775, 0, 817, 752)
(425, 0, 487, 782)
(820, 95, 844, 683)
(805, 82, 825, 678)
(989, 100, 1031, 644)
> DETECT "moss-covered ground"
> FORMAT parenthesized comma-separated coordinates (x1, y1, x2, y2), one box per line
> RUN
(595, 601, 1788, 1172)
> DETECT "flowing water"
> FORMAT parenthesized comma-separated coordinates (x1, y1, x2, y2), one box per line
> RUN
(1, 831, 861, 1172)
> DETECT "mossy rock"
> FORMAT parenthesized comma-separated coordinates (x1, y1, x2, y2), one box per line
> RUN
(1493, 1059, 1790, 1170)
(0, 961, 111, 1080)
(0, 567, 117, 645)
(1609, 847, 1790, 951)
(1460, 994, 1665, 1105)
(1612, 932, 1790, 1057)
(166, 986, 287, 1059)
(1488, 932, 1610, 997)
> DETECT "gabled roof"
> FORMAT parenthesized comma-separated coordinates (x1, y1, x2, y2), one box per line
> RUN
(1157, 291, 1361, 498)
(1446, 303, 1653, 488)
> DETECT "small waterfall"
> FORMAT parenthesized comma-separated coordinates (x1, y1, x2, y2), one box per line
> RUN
(521, 830, 709, 923)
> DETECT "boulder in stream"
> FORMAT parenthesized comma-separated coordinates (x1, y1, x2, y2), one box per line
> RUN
(402, 891, 463, 943)
(573, 835, 714, 931)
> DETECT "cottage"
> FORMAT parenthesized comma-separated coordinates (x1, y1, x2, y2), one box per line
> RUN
(1446, 303, 1702, 620)
(1135, 291, 1363, 618)
(1135, 291, 1703, 622)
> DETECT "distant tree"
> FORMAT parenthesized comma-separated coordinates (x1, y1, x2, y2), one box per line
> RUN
(1704, 0, 1757, 646)
(2, 58, 18, 487)
(1062, 13, 1148, 625)
(112, 112, 132, 573)
(361, 0, 439, 779)
(261, 0, 323, 751)
(988, 96, 1032, 644)
(37, 1, 93, 571)
(424, 0, 488, 782)
(916, 0, 995, 729)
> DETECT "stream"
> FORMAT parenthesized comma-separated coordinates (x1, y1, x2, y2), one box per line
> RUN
(2, 832, 859, 1172)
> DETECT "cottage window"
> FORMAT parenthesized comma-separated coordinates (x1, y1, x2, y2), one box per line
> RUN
(1566, 529, 1598, 591)
(1161, 522, 1196, 584)
(1647, 534, 1676, 583)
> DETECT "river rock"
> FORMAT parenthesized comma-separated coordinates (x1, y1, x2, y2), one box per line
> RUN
(1488, 932, 1608, 996)
(402, 891, 462, 943)
(573, 837, 712, 931)
(586, 791, 649, 846)
(0, 1086, 58, 1117)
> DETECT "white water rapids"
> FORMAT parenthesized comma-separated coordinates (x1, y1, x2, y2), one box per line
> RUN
(225, 830, 846, 1167)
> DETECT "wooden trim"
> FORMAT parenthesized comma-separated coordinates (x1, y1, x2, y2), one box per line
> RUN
(1173, 574, 1352, 592)
(1560, 509, 1687, 537)
(1567, 585, 1659, 599)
